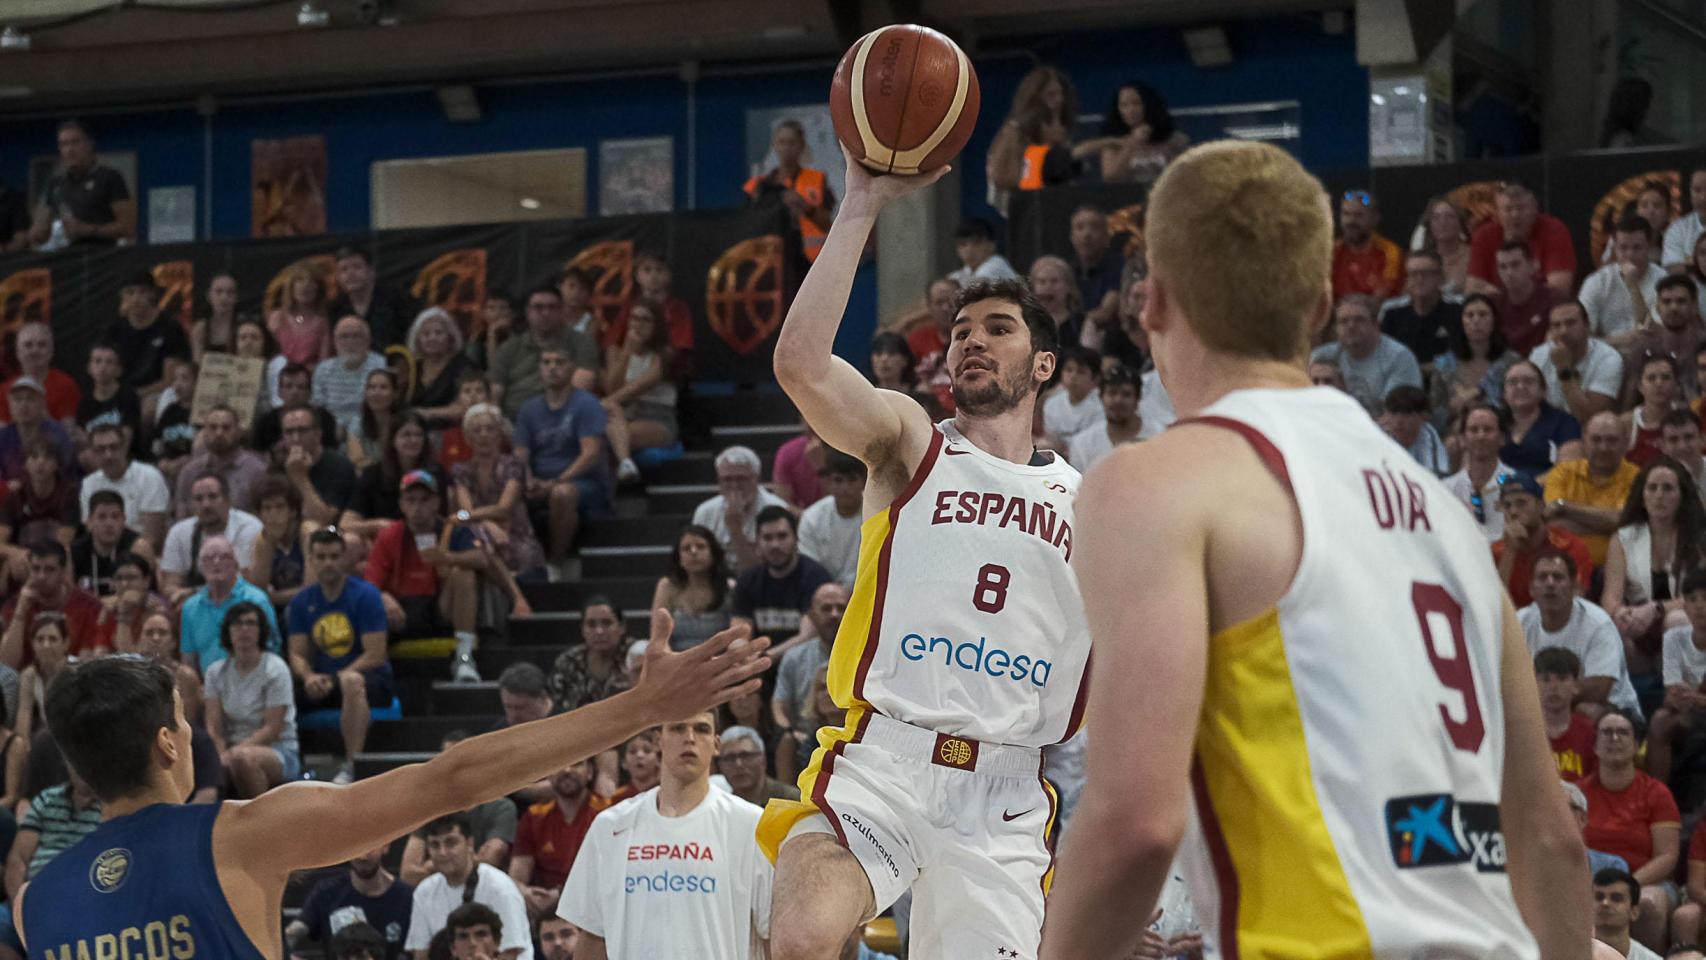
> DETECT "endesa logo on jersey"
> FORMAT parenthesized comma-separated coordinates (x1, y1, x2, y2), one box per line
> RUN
(899, 633, 1052, 687)
(625, 842, 718, 894)
(1384, 793, 1507, 873)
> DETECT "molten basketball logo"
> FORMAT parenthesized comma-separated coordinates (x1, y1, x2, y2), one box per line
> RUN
(263, 255, 336, 316)
(89, 848, 131, 894)
(0, 268, 52, 332)
(412, 248, 488, 334)
(566, 241, 634, 334)
(151, 260, 196, 334)
(706, 235, 785, 356)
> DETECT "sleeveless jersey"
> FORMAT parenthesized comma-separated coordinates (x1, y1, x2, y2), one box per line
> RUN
(827, 420, 1091, 748)
(22, 802, 267, 960)
(1179, 388, 1536, 959)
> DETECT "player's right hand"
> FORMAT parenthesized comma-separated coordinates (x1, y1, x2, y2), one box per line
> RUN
(635, 609, 771, 725)
(839, 143, 951, 211)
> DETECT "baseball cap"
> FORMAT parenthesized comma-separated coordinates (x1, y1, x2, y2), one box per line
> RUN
(400, 469, 438, 494)
(8, 376, 45, 397)
(1497, 471, 1542, 501)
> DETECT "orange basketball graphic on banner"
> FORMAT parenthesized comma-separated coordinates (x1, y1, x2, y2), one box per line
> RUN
(0, 268, 52, 333)
(264, 255, 337, 317)
(412, 249, 488, 335)
(565, 241, 633, 335)
(1589, 172, 1680, 263)
(706, 235, 785, 356)
(151, 260, 196, 334)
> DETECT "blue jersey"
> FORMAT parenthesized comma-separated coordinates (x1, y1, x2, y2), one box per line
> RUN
(21, 802, 266, 960)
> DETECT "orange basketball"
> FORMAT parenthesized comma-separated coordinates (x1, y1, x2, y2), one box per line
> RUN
(830, 24, 980, 176)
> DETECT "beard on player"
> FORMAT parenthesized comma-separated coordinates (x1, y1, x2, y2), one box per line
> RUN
(951, 357, 1035, 417)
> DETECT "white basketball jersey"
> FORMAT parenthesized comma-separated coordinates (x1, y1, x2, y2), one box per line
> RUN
(826, 420, 1091, 748)
(1177, 388, 1536, 959)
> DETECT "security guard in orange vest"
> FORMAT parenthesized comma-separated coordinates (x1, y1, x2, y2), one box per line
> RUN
(744, 120, 835, 263)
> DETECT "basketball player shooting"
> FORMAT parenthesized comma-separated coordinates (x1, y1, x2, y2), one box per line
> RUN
(1037, 141, 1590, 958)
(756, 146, 1090, 960)
(15, 612, 768, 958)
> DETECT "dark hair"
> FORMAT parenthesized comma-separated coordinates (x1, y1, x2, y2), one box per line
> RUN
(88, 420, 128, 445)
(1496, 240, 1531, 259)
(1614, 212, 1654, 244)
(29, 540, 67, 566)
(666, 524, 730, 610)
(1601, 77, 1654, 148)
(1597, 706, 1646, 743)
(868, 332, 917, 388)
(334, 246, 372, 266)
(218, 601, 270, 653)
(445, 902, 502, 941)
(422, 811, 473, 840)
(1059, 345, 1101, 379)
(634, 250, 668, 271)
(1382, 384, 1429, 416)
(1657, 274, 1698, 300)
(497, 662, 548, 698)
(955, 218, 997, 243)
(1530, 547, 1578, 582)
(1682, 567, 1706, 598)
(358, 368, 403, 452)
(956, 277, 1060, 361)
(1447, 294, 1508, 363)
(88, 338, 124, 363)
(755, 504, 798, 535)
(1636, 353, 1681, 400)
(1099, 364, 1140, 396)
(57, 118, 93, 139)
(818, 450, 866, 481)
(526, 284, 562, 305)
(87, 489, 126, 516)
(1619, 454, 1705, 575)
(329, 922, 387, 960)
(113, 552, 151, 581)
(382, 409, 437, 484)
(1593, 866, 1641, 904)
(1663, 407, 1701, 434)
(556, 267, 593, 291)
(252, 472, 302, 519)
(580, 594, 618, 622)
(308, 528, 344, 550)
(1457, 401, 1510, 436)
(1100, 80, 1175, 142)
(1550, 300, 1590, 327)
(1533, 646, 1583, 679)
(280, 362, 312, 384)
(624, 299, 673, 356)
(45, 656, 179, 802)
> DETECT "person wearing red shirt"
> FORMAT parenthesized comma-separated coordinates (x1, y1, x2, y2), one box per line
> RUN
(0, 540, 102, 670)
(1581, 709, 1680, 948)
(605, 253, 695, 357)
(0, 322, 79, 424)
(1493, 472, 1594, 605)
(1491, 242, 1559, 355)
(508, 756, 608, 923)
(1330, 190, 1404, 302)
(1672, 826, 1706, 948)
(1537, 647, 1599, 782)
(1468, 181, 1578, 299)
(365, 470, 482, 682)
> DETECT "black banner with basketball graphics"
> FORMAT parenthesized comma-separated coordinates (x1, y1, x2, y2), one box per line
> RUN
(1008, 148, 1704, 284)
(0, 206, 793, 384)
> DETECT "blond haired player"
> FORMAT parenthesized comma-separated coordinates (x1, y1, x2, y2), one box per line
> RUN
(1038, 140, 1592, 959)
(760, 148, 1090, 960)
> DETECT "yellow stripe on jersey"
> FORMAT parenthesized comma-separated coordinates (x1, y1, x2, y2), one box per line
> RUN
(755, 705, 870, 864)
(1039, 777, 1060, 895)
(826, 508, 897, 709)
(1195, 608, 1374, 958)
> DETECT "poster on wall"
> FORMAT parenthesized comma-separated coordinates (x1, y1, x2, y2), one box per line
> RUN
(148, 186, 196, 245)
(251, 135, 327, 238)
(744, 105, 844, 206)
(598, 137, 674, 215)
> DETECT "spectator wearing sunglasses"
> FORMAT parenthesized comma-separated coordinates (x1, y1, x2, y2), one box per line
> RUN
(1331, 189, 1404, 302)
(1443, 403, 1514, 541)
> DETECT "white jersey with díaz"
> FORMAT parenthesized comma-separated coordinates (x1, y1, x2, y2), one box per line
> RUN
(825, 420, 1090, 748)
(1178, 388, 1535, 959)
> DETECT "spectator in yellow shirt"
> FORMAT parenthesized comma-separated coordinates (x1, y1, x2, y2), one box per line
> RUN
(1544, 411, 1641, 565)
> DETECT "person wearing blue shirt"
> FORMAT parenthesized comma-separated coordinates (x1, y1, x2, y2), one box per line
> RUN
(513, 347, 612, 567)
(178, 535, 280, 673)
(287, 528, 392, 785)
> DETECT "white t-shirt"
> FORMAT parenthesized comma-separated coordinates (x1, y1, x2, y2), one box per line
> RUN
(1627, 939, 1665, 960)
(1065, 421, 1138, 473)
(946, 255, 1020, 287)
(79, 460, 170, 527)
(796, 496, 860, 586)
(1529, 337, 1624, 408)
(558, 787, 770, 960)
(1309, 336, 1422, 415)
(1137, 368, 1174, 440)
(1578, 261, 1666, 338)
(1518, 599, 1643, 718)
(1665, 212, 1704, 269)
(691, 488, 791, 558)
(404, 862, 533, 959)
(1441, 462, 1511, 541)
(1662, 624, 1706, 690)
(160, 510, 264, 576)
(1042, 388, 1103, 440)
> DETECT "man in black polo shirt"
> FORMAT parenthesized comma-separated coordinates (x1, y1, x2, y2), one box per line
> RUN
(27, 119, 134, 249)
(104, 272, 191, 397)
(1378, 249, 1463, 369)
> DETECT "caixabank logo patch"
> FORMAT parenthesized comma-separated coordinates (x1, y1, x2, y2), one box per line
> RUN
(1384, 793, 1507, 873)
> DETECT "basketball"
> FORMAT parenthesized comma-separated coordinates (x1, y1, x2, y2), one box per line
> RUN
(829, 24, 980, 176)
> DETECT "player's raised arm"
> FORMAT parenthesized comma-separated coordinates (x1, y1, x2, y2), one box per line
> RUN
(1039, 442, 1212, 959)
(218, 611, 770, 875)
(1495, 594, 1593, 959)
(771, 148, 946, 465)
